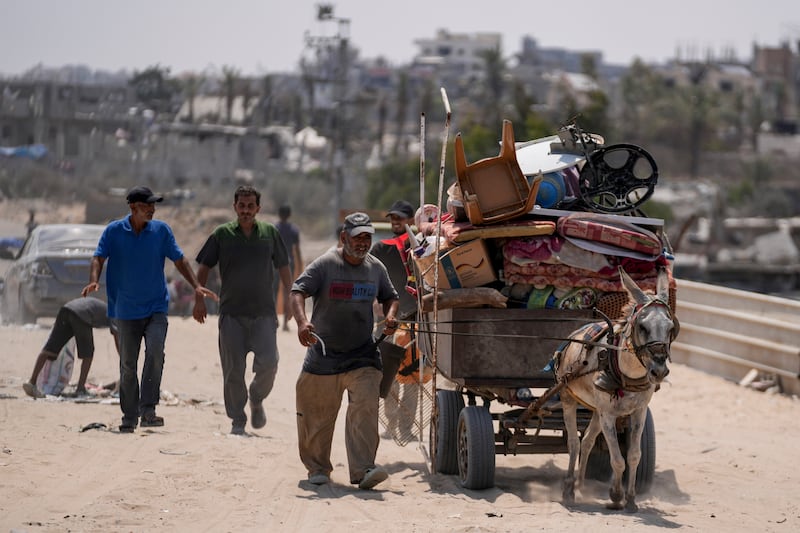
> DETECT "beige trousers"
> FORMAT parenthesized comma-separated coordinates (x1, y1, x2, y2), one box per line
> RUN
(296, 366, 382, 484)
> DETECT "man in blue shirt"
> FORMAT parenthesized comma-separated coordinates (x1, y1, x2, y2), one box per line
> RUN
(82, 186, 217, 433)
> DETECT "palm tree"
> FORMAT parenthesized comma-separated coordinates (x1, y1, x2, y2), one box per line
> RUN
(180, 73, 204, 123)
(221, 65, 240, 124)
(392, 70, 409, 158)
(241, 80, 254, 126)
(479, 46, 506, 126)
(377, 95, 387, 156)
(259, 74, 274, 126)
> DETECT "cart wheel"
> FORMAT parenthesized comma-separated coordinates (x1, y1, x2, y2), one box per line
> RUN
(585, 438, 613, 482)
(629, 407, 656, 493)
(457, 405, 495, 490)
(431, 390, 464, 474)
(585, 407, 656, 493)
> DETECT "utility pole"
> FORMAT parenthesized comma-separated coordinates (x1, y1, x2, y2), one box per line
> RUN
(303, 3, 351, 231)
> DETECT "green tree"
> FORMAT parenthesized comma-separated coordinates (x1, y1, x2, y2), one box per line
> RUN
(456, 121, 502, 162)
(524, 111, 555, 141)
(581, 53, 599, 80)
(578, 89, 611, 138)
(129, 65, 179, 114)
(618, 59, 666, 144)
(366, 157, 426, 208)
(418, 78, 436, 122)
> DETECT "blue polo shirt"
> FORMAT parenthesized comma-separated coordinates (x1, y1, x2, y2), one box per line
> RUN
(95, 215, 184, 320)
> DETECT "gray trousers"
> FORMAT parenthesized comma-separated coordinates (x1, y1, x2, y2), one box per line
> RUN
(218, 314, 279, 427)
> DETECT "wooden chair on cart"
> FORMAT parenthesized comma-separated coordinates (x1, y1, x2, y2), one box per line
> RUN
(454, 119, 542, 226)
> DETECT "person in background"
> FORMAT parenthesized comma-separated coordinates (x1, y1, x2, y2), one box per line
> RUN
(370, 200, 420, 437)
(273, 204, 303, 331)
(326, 224, 344, 254)
(82, 185, 217, 434)
(370, 200, 417, 320)
(194, 185, 293, 436)
(290, 212, 399, 490)
(25, 209, 37, 237)
(22, 296, 118, 399)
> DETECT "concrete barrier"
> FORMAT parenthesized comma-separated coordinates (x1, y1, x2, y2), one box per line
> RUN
(674, 279, 800, 396)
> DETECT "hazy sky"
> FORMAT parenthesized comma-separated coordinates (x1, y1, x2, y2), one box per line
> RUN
(1, 0, 798, 76)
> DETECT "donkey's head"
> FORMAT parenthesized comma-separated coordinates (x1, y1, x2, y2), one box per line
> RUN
(620, 267, 679, 385)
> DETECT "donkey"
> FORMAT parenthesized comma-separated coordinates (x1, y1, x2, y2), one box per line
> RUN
(555, 267, 678, 512)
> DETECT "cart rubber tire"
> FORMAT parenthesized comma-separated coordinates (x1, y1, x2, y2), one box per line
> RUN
(457, 405, 495, 490)
(630, 407, 656, 493)
(431, 390, 464, 474)
(585, 407, 656, 494)
(585, 439, 613, 482)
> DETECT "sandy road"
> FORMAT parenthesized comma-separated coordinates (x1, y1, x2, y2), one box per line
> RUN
(1, 313, 799, 532)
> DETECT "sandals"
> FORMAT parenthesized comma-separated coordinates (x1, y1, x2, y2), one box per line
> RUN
(22, 381, 45, 399)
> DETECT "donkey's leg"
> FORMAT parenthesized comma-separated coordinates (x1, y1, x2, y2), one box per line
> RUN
(561, 394, 580, 505)
(599, 412, 626, 510)
(577, 413, 603, 488)
(623, 407, 647, 513)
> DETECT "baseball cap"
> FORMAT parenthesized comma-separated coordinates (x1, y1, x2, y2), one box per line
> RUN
(386, 200, 415, 219)
(126, 186, 163, 204)
(343, 212, 375, 237)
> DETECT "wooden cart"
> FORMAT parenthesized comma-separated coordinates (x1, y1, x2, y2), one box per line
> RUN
(418, 306, 657, 491)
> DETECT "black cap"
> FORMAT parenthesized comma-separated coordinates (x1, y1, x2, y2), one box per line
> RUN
(126, 186, 163, 204)
(386, 200, 414, 219)
(343, 212, 375, 237)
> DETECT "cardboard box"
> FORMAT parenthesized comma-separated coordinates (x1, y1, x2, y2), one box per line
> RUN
(413, 238, 496, 289)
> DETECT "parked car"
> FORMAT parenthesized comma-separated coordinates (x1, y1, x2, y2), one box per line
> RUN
(0, 224, 106, 324)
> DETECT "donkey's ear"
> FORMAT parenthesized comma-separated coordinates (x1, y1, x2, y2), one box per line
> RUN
(619, 267, 647, 306)
(656, 266, 670, 302)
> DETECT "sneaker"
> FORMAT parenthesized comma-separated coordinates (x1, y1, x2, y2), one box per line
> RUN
(250, 401, 266, 429)
(231, 424, 246, 435)
(119, 424, 136, 433)
(358, 467, 388, 490)
(308, 473, 330, 485)
(140, 412, 164, 427)
(22, 381, 45, 399)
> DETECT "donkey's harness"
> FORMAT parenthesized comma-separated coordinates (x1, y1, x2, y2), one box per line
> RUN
(557, 298, 674, 395)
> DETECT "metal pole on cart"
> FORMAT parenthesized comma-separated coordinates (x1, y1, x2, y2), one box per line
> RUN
(416, 112, 426, 452)
(426, 87, 451, 471)
(419, 112, 425, 211)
